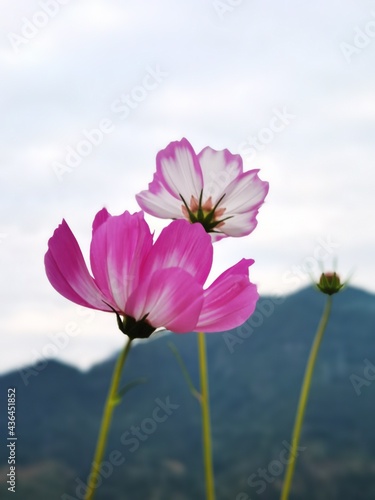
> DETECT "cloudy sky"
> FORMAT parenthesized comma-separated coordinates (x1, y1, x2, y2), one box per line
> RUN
(1, 0, 374, 374)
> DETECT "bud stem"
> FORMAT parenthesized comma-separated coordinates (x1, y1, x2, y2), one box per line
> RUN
(280, 295, 333, 500)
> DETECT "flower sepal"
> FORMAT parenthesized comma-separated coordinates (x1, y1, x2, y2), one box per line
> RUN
(104, 302, 156, 339)
(123, 314, 157, 339)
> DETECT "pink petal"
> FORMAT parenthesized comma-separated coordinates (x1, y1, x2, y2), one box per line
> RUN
(141, 219, 213, 285)
(209, 232, 226, 243)
(155, 138, 203, 200)
(92, 207, 110, 233)
(90, 210, 153, 312)
(195, 259, 259, 332)
(45, 220, 110, 311)
(198, 146, 243, 203)
(126, 268, 204, 333)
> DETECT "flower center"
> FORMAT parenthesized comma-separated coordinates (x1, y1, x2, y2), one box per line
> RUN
(179, 191, 231, 233)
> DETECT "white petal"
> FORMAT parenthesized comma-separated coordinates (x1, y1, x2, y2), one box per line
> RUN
(219, 211, 259, 237)
(198, 147, 243, 204)
(136, 184, 183, 219)
(223, 170, 269, 214)
(157, 138, 203, 201)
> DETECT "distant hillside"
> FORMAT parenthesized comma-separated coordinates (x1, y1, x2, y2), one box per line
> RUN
(1, 286, 375, 500)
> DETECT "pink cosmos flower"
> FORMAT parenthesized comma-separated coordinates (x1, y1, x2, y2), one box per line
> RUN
(45, 209, 258, 338)
(136, 138, 269, 241)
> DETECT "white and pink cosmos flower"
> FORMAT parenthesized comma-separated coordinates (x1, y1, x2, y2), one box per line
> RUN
(45, 209, 258, 338)
(136, 138, 269, 241)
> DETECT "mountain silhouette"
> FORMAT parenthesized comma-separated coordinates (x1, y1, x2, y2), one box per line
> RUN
(1, 286, 375, 499)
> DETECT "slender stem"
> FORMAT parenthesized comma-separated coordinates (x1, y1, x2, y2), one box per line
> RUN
(280, 296, 333, 500)
(85, 337, 133, 500)
(197, 332, 216, 500)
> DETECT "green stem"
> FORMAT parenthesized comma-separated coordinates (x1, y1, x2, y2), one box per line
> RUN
(85, 337, 133, 500)
(280, 295, 333, 500)
(197, 332, 216, 500)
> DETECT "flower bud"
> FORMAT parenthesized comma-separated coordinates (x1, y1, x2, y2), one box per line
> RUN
(316, 272, 344, 295)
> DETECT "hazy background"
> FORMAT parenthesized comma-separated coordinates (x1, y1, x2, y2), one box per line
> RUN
(1, 0, 374, 374)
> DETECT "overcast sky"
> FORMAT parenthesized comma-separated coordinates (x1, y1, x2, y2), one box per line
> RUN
(1, 0, 374, 375)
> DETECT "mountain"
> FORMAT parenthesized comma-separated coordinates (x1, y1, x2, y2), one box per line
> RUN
(1, 286, 375, 500)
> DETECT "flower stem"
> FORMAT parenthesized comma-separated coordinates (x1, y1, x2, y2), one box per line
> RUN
(197, 332, 216, 500)
(85, 337, 133, 500)
(280, 295, 333, 500)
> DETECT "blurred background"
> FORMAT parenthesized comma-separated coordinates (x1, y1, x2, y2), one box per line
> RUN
(1, 0, 375, 373)
(1, 1, 375, 498)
